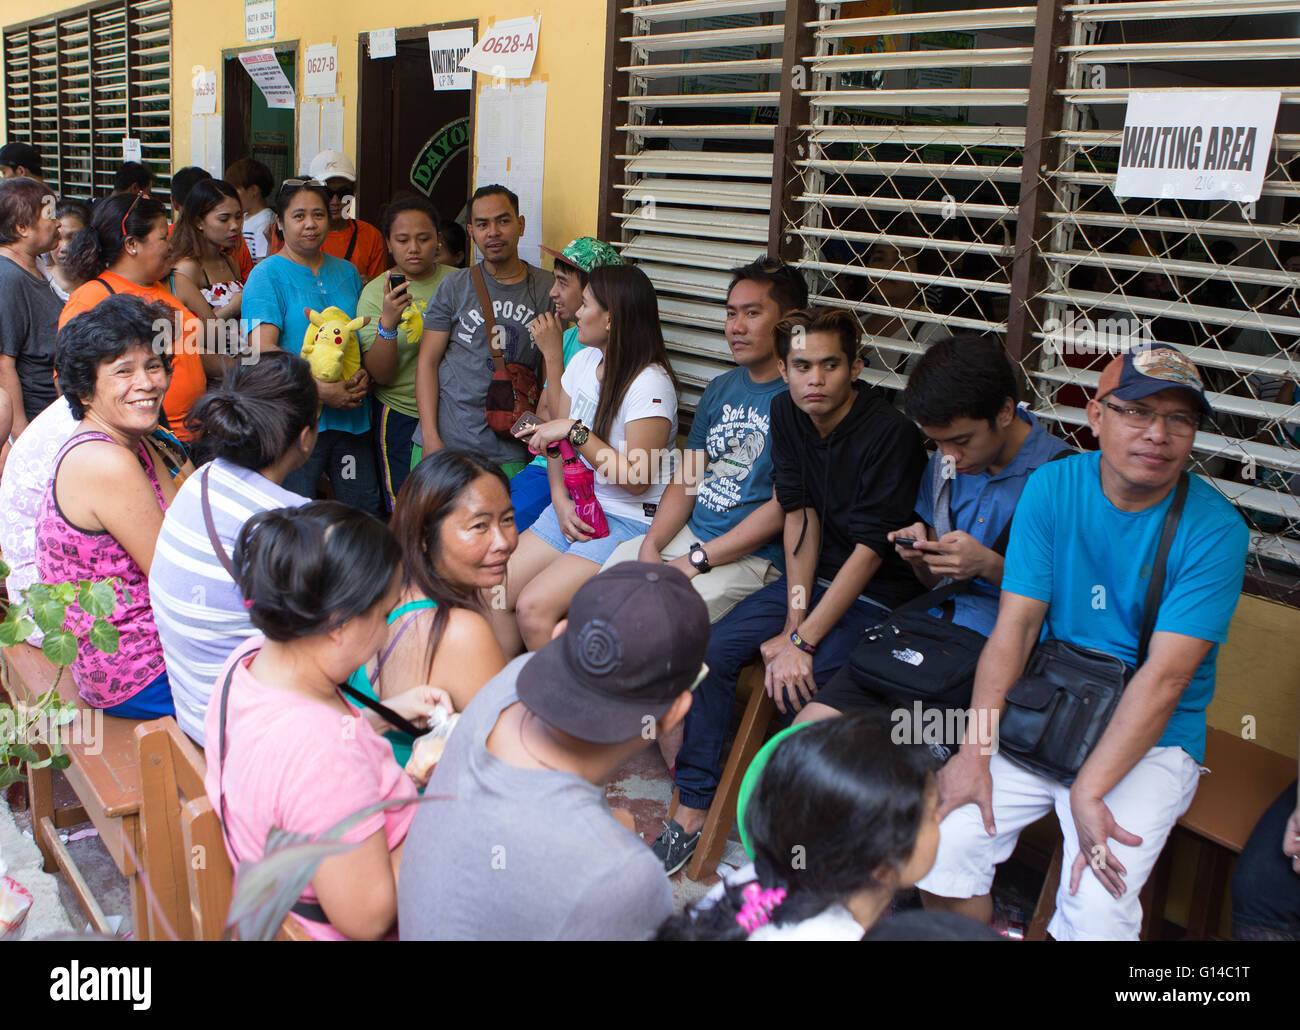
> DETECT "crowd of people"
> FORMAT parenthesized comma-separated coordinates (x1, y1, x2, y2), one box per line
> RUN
(0, 138, 1295, 943)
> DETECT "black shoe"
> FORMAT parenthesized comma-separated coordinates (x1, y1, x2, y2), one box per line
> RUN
(652, 819, 701, 876)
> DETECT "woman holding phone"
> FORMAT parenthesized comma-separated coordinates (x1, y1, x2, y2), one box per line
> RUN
(357, 194, 455, 510)
(501, 263, 679, 654)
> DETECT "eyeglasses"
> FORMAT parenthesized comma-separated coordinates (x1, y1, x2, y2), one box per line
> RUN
(278, 177, 326, 199)
(1102, 400, 1201, 436)
(323, 184, 352, 200)
(120, 190, 150, 238)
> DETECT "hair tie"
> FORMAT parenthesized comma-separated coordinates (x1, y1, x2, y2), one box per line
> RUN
(736, 883, 786, 934)
(242, 598, 254, 610)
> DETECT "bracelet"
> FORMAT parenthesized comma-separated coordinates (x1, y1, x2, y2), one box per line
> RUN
(790, 630, 817, 655)
(375, 321, 398, 340)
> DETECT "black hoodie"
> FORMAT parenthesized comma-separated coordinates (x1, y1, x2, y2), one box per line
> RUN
(770, 380, 927, 610)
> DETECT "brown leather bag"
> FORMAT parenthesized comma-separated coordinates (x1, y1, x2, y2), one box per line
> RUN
(473, 263, 540, 438)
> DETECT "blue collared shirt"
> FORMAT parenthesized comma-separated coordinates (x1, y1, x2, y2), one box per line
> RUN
(915, 407, 1070, 636)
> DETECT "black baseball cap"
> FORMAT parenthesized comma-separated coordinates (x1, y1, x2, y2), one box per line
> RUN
(515, 562, 710, 744)
(0, 142, 42, 176)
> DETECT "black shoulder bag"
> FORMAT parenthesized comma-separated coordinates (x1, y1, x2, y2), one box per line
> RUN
(997, 472, 1189, 786)
(840, 450, 1074, 746)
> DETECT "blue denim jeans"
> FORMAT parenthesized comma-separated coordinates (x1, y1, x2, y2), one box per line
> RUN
(1231, 780, 1300, 939)
(673, 576, 888, 811)
(283, 428, 383, 516)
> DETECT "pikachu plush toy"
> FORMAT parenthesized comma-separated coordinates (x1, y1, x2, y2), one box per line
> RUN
(301, 307, 365, 382)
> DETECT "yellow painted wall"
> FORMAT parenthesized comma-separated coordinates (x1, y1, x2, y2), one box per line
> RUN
(1, 0, 607, 253)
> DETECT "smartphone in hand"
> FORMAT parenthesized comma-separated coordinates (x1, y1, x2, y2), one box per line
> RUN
(511, 411, 543, 437)
(388, 272, 408, 292)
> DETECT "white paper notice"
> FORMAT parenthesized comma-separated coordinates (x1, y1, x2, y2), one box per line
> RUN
(189, 116, 206, 169)
(304, 44, 337, 99)
(474, 81, 547, 266)
(245, 0, 275, 43)
(1113, 91, 1280, 203)
(192, 70, 217, 115)
(298, 101, 321, 175)
(369, 28, 396, 59)
(122, 138, 142, 162)
(460, 16, 540, 80)
(428, 28, 474, 91)
(240, 49, 295, 110)
(204, 117, 224, 178)
(321, 99, 345, 154)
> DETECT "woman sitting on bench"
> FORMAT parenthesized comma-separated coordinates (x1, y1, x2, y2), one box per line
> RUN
(36, 295, 195, 719)
(206, 501, 450, 940)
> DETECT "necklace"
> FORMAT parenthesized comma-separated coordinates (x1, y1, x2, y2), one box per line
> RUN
(517, 709, 560, 771)
(486, 259, 526, 284)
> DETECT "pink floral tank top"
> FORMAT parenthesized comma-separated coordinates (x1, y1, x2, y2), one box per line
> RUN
(34, 431, 168, 708)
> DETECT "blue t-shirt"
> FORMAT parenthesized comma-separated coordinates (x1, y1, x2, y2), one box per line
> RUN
(684, 366, 787, 568)
(916, 408, 1070, 636)
(1001, 451, 1249, 763)
(242, 254, 366, 434)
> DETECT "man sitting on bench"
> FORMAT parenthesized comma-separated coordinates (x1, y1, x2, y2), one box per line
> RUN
(919, 344, 1249, 940)
(802, 333, 1069, 724)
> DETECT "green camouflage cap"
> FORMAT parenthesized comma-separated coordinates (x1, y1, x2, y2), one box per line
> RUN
(542, 236, 624, 273)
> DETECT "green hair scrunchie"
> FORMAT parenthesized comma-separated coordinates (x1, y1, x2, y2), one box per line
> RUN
(736, 722, 814, 860)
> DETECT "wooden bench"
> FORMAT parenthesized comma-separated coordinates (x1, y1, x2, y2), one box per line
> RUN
(673, 662, 775, 881)
(1027, 729, 1297, 940)
(134, 717, 310, 941)
(1, 642, 147, 937)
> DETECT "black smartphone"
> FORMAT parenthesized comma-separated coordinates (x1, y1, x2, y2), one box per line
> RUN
(388, 272, 407, 292)
(894, 537, 918, 548)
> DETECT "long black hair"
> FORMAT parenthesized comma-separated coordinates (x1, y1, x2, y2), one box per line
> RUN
(388, 450, 512, 677)
(233, 501, 400, 642)
(586, 263, 679, 443)
(657, 711, 935, 941)
(186, 351, 318, 470)
(65, 191, 168, 281)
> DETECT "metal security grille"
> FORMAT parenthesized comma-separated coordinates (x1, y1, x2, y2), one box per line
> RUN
(609, 0, 786, 408)
(1026, 0, 1300, 576)
(2, 0, 172, 202)
(793, 2, 1038, 393)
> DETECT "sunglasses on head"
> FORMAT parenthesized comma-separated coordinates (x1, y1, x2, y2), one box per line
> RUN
(121, 191, 150, 238)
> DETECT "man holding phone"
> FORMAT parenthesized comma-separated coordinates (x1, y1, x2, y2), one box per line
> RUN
(801, 334, 1069, 721)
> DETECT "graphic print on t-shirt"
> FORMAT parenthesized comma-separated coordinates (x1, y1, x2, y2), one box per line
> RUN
(697, 403, 771, 517)
(456, 297, 540, 368)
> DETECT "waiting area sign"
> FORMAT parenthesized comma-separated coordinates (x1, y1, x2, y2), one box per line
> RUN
(1113, 91, 1280, 203)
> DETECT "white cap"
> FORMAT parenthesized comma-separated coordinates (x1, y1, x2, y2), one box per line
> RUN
(308, 150, 356, 182)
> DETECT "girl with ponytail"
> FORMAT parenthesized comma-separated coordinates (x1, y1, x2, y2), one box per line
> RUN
(657, 710, 941, 941)
(202, 501, 449, 941)
(148, 351, 319, 744)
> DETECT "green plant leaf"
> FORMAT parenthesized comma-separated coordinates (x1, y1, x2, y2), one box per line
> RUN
(78, 581, 118, 618)
(0, 766, 24, 789)
(30, 597, 68, 634)
(50, 753, 71, 771)
(51, 581, 77, 605)
(9, 742, 39, 763)
(88, 618, 120, 655)
(41, 629, 78, 667)
(0, 620, 25, 648)
(0, 558, 10, 579)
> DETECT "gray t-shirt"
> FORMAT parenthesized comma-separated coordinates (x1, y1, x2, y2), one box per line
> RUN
(419, 262, 554, 467)
(0, 256, 62, 420)
(398, 656, 673, 940)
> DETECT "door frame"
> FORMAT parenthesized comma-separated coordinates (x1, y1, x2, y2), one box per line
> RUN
(222, 40, 300, 170)
(355, 19, 478, 222)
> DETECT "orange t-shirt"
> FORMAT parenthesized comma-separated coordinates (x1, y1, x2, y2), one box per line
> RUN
(58, 271, 208, 442)
(268, 218, 387, 282)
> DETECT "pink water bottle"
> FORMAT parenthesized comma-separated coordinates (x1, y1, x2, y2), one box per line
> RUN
(559, 439, 609, 539)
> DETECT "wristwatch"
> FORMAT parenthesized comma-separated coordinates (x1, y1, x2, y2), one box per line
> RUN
(568, 419, 590, 447)
(688, 542, 712, 574)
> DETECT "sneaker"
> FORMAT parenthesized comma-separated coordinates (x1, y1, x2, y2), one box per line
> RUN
(651, 819, 701, 876)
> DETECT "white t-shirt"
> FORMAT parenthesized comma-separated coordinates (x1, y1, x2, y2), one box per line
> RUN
(699, 862, 866, 941)
(560, 347, 677, 523)
(242, 208, 274, 263)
